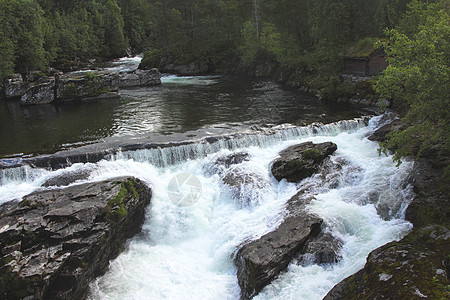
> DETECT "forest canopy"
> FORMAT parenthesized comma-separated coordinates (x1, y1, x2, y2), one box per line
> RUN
(0, 0, 417, 79)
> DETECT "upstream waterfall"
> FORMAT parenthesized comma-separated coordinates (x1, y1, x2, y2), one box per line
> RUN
(0, 115, 413, 299)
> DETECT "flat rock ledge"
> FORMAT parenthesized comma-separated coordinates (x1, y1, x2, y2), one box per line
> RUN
(271, 141, 337, 182)
(0, 177, 151, 300)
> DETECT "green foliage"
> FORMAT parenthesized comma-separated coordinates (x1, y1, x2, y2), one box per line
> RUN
(375, 0, 449, 162)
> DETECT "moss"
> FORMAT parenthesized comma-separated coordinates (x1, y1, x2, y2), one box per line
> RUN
(302, 148, 321, 160)
(139, 49, 167, 69)
(102, 179, 139, 223)
(18, 199, 31, 207)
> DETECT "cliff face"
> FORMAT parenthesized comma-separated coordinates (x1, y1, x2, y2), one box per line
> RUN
(0, 177, 152, 300)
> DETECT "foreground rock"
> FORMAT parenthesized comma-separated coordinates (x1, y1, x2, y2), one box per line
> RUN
(271, 141, 337, 182)
(0, 177, 151, 300)
(324, 225, 449, 300)
(324, 156, 449, 299)
(235, 191, 323, 299)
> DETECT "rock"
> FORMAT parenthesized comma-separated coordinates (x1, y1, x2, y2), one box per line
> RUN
(235, 191, 323, 299)
(119, 68, 161, 88)
(271, 141, 338, 182)
(0, 177, 151, 300)
(3, 74, 30, 99)
(221, 168, 267, 208)
(205, 152, 250, 176)
(56, 71, 119, 102)
(368, 118, 404, 142)
(405, 158, 449, 228)
(42, 167, 94, 187)
(20, 77, 56, 105)
(324, 225, 449, 300)
(215, 152, 250, 169)
(296, 232, 343, 266)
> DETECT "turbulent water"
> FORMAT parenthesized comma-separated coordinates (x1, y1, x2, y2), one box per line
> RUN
(0, 115, 413, 299)
(0, 59, 413, 299)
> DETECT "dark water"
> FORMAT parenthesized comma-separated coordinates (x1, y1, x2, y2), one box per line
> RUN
(0, 75, 368, 158)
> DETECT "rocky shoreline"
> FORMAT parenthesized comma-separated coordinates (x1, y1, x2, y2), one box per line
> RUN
(323, 117, 449, 299)
(0, 115, 447, 299)
(0, 177, 151, 299)
(2, 68, 161, 105)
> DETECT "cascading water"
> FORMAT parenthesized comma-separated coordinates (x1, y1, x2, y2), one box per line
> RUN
(0, 115, 414, 299)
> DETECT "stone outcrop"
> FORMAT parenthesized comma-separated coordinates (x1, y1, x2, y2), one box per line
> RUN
(235, 191, 324, 299)
(296, 232, 342, 266)
(56, 72, 120, 102)
(324, 225, 449, 300)
(3, 74, 30, 99)
(119, 68, 161, 88)
(271, 141, 337, 182)
(324, 147, 449, 299)
(20, 78, 56, 105)
(3, 68, 161, 105)
(0, 177, 151, 300)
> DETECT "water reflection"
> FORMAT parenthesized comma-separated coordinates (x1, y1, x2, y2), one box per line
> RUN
(0, 76, 366, 157)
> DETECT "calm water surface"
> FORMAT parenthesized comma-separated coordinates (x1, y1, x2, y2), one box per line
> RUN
(0, 75, 367, 157)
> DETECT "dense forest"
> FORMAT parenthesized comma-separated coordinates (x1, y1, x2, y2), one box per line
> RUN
(0, 0, 423, 79)
(0, 0, 448, 161)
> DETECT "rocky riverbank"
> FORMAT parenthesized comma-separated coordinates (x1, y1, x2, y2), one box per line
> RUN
(323, 116, 450, 299)
(0, 177, 151, 300)
(2, 68, 161, 105)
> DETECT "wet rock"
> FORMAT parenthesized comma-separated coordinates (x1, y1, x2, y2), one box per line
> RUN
(221, 167, 267, 207)
(20, 77, 56, 105)
(271, 141, 337, 182)
(205, 152, 250, 176)
(56, 71, 120, 102)
(3, 74, 30, 99)
(324, 225, 449, 300)
(42, 167, 94, 187)
(0, 177, 151, 300)
(405, 158, 449, 228)
(119, 68, 161, 88)
(216, 152, 250, 169)
(235, 191, 323, 299)
(296, 232, 343, 266)
(368, 113, 404, 143)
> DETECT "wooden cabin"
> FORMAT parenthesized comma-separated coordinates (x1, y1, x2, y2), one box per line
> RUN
(343, 48, 387, 76)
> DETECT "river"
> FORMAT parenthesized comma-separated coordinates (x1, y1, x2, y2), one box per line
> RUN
(0, 57, 413, 299)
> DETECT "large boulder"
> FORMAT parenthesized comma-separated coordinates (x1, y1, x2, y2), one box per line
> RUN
(324, 225, 449, 300)
(119, 68, 161, 88)
(0, 177, 151, 300)
(56, 71, 120, 102)
(20, 78, 56, 105)
(271, 141, 337, 182)
(235, 191, 323, 299)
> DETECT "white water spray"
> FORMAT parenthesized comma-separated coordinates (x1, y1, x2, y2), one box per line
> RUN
(0, 117, 413, 299)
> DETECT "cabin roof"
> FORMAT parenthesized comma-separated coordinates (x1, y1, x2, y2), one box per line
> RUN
(343, 38, 386, 60)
